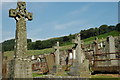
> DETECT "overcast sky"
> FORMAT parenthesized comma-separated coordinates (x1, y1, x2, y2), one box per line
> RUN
(1, 1, 118, 42)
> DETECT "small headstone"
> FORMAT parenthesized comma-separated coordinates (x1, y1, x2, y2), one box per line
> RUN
(45, 54, 55, 73)
(31, 55, 35, 60)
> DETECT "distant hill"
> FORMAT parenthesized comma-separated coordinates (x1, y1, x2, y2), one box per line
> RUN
(4, 30, 120, 60)
(2, 23, 120, 52)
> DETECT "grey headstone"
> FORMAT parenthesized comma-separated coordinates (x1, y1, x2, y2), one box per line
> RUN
(54, 41, 60, 66)
(69, 34, 90, 77)
(93, 37, 100, 66)
(108, 36, 118, 66)
(53, 42, 65, 75)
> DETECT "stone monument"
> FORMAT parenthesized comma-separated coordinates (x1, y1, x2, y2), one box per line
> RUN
(9, 1, 33, 79)
(52, 42, 65, 75)
(69, 34, 90, 77)
(54, 42, 60, 67)
(107, 36, 118, 66)
(93, 37, 100, 66)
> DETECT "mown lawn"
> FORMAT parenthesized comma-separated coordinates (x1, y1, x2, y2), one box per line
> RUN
(90, 75, 120, 80)
(32, 73, 120, 79)
(32, 73, 44, 77)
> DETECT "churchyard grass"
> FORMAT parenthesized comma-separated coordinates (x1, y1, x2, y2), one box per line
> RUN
(32, 73, 44, 77)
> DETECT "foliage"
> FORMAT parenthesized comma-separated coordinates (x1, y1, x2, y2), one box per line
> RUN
(1, 39, 32, 52)
(80, 24, 116, 40)
(115, 23, 120, 31)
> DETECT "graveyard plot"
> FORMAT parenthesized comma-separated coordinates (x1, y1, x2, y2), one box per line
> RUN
(2, 1, 120, 79)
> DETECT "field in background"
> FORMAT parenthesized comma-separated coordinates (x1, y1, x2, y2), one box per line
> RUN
(4, 31, 120, 60)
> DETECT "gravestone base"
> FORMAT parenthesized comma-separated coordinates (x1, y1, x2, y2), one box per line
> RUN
(9, 58, 33, 80)
(69, 65, 81, 76)
(80, 71, 91, 78)
(69, 60, 90, 77)
(69, 65, 90, 77)
(80, 60, 91, 78)
(51, 65, 65, 76)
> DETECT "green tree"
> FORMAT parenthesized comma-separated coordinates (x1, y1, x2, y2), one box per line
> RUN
(99, 25, 108, 34)
(116, 23, 120, 31)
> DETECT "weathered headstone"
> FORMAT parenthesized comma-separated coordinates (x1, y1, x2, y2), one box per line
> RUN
(54, 42, 60, 66)
(94, 37, 99, 54)
(9, 1, 33, 79)
(45, 54, 55, 73)
(53, 42, 65, 75)
(69, 34, 90, 77)
(73, 34, 84, 64)
(104, 36, 118, 66)
(2, 56, 9, 79)
(93, 37, 99, 66)
(108, 36, 118, 66)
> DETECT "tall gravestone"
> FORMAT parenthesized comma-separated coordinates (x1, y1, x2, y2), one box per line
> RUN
(54, 42, 60, 66)
(104, 37, 111, 66)
(52, 42, 60, 74)
(69, 34, 90, 77)
(9, 1, 33, 79)
(105, 36, 118, 66)
(53, 42, 65, 75)
(93, 37, 100, 66)
(108, 36, 118, 66)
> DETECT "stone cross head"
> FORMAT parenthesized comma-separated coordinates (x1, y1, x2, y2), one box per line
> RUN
(72, 33, 81, 44)
(54, 41, 60, 50)
(9, 1, 32, 21)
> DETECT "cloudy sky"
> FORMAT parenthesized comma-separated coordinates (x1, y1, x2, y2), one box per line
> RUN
(1, 1, 118, 42)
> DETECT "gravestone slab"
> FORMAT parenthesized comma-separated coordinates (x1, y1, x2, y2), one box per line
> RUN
(45, 54, 55, 73)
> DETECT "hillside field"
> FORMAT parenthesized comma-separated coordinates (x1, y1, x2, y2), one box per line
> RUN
(4, 31, 120, 60)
